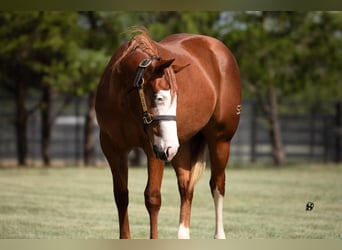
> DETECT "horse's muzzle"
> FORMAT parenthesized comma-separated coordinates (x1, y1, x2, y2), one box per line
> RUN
(153, 145, 169, 162)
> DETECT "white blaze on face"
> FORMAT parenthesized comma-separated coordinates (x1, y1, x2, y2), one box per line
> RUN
(153, 90, 179, 161)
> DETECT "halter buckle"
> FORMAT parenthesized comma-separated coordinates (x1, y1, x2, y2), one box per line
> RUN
(143, 112, 154, 125)
(139, 58, 153, 68)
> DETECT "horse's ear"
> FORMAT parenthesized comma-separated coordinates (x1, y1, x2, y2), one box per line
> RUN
(152, 59, 175, 78)
(172, 63, 190, 74)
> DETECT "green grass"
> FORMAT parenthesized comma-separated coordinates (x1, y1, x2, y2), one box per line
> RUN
(0, 164, 341, 239)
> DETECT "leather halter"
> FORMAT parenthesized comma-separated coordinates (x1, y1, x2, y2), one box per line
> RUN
(132, 57, 177, 125)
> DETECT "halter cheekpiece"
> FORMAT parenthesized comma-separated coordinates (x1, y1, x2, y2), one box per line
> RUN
(132, 57, 177, 126)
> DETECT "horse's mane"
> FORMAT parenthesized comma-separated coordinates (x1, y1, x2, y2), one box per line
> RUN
(128, 27, 159, 57)
(114, 27, 159, 68)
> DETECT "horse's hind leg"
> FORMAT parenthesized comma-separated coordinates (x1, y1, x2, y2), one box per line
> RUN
(208, 139, 231, 239)
(99, 131, 130, 239)
(171, 141, 193, 239)
(172, 135, 206, 239)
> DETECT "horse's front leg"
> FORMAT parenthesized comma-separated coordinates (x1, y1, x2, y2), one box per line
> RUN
(144, 155, 165, 239)
(99, 131, 130, 239)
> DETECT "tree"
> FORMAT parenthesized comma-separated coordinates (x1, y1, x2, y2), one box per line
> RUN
(0, 11, 84, 166)
(218, 12, 294, 165)
(37, 12, 84, 166)
(290, 12, 342, 104)
(219, 11, 342, 166)
(0, 12, 44, 166)
(135, 11, 220, 39)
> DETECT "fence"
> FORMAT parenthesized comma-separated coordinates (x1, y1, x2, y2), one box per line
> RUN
(231, 100, 341, 164)
(0, 96, 105, 166)
(0, 95, 341, 166)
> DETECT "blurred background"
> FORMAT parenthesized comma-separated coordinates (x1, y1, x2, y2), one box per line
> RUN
(0, 11, 341, 168)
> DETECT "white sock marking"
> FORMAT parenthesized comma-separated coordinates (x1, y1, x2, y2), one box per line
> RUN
(213, 186, 226, 239)
(178, 223, 190, 239)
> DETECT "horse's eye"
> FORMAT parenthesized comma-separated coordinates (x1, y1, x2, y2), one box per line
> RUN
(154, 94, 163, 102)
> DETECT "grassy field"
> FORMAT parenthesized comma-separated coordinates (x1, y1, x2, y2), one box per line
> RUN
(0, 164, 341, 239)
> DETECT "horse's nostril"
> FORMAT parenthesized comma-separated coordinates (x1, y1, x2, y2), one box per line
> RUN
(153, 145, 169, 161)
(166, 147, 172, 158)
(160, 152, 168, 161)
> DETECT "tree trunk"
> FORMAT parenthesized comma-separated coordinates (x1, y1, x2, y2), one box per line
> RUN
(15, 81, 28, 166)
(41, 85, 52, 166)
(83, 91, 96, 166)
(267, 86, 285, 166)
(335, 101, 342, 163)
(82, 12, 99, 167)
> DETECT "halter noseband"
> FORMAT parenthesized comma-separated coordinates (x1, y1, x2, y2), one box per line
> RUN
(132, 57, 177, 126)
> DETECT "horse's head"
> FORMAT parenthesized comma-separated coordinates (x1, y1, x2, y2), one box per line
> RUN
(127, 55, 188, 162)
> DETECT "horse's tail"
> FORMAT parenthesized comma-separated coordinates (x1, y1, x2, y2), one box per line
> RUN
(188, 133, 207, 194)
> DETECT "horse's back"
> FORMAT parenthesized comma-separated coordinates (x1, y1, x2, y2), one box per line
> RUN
(160, 33, 240, 103)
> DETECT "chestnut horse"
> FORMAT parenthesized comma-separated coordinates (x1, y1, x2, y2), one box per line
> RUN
(95, 28, 241, 239)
